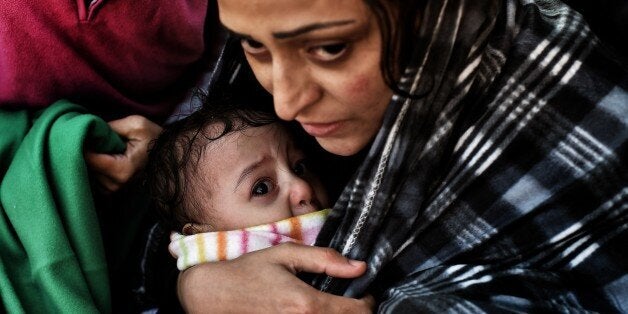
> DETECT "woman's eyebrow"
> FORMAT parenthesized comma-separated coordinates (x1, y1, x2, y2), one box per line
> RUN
(226, 29, 254, 41)
(272, 20, 355, 39)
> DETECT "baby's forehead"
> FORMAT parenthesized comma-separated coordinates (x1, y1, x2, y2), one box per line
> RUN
(202, 119, 281, 134)
(200, 121, 295, 150)
(218, 119, 288, 136)
(196, 122, 299, 180)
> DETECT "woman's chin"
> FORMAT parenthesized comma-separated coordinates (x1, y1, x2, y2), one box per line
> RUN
(316, 136, 367, 157)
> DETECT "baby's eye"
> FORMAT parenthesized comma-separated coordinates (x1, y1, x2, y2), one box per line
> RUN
(310, 43, 348, 62)
(252, 179, 275, 196)
(241, 38, 267, 54)
(292, 159, 307, 177)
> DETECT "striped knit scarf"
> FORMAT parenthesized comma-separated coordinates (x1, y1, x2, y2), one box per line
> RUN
(305, 0, 628, 312)
(169, 209, 329, 270)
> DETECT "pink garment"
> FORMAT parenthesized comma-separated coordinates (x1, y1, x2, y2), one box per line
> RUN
(0, 0, 211, 122)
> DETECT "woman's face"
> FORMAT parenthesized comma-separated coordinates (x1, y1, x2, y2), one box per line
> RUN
(218, 0, 393, 156)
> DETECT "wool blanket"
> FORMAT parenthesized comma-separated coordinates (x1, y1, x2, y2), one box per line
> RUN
(302, 0, 627, 312)
(0, 101, 124, 313)
(169, 209, 329, 270)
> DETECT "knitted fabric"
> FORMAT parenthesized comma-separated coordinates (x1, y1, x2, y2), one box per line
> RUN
(169, 209, 329, 270)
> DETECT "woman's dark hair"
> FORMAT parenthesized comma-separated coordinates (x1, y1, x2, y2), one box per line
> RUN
(364, 0, 426, 98)
(202, 35, 274, 112)
(144, 97, 277, 232)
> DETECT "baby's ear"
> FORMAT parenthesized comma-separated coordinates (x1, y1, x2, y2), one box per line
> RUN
(182, 223, 212, 235)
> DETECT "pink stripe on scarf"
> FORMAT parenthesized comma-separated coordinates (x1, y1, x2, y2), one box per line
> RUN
(241, 230, 249, 255)
(270, 223, 282, 246)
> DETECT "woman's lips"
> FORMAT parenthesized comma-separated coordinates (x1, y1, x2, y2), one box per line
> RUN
(300, 121, 343, 137)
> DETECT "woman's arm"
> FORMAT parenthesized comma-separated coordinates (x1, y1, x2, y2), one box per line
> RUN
(178, 243, 374, 313)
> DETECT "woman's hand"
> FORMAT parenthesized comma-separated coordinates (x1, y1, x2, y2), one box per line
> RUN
(85, 115, 162, 193)
(178, 243, 375, 313)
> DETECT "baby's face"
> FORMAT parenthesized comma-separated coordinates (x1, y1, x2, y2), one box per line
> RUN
(189, 123, 328, 232)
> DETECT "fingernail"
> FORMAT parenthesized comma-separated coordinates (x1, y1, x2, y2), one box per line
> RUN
(349, 259, 365, 267)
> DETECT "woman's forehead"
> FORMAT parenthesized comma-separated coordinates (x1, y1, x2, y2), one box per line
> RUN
(217, 0, 371, 35)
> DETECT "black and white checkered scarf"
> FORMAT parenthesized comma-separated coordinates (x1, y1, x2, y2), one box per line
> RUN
(307, 0, 628, 312)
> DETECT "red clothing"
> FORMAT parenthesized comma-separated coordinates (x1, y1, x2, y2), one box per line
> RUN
(0, 0, 210, 122)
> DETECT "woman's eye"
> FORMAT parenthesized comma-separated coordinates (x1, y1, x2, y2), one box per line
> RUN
(241, 38, 267, 54)
(310, 43, 348, 61)
(252, 179, 274, 196)
(292, 160, 307, 176)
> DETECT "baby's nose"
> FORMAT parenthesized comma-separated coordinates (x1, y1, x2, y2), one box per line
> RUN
(289, 178, 320, 216)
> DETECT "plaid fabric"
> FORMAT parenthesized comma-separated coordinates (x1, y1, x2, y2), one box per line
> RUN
(308, 0, 628, 312)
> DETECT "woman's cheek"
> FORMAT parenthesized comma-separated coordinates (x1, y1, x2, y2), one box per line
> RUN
(345, 73, 390, 116)
(347, 75, 369, 95)
(344, 74, 372, 101)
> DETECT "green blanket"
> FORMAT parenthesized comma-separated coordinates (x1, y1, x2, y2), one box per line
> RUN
(0, 101, 125, 313)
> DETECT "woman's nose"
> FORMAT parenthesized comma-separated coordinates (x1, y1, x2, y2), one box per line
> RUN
(288, 176, 319, 216)
(271, 59, 320, 121)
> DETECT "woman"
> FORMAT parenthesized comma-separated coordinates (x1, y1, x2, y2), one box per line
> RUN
(179, 0, 628, 312)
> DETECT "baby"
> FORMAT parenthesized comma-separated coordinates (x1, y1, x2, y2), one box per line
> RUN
(145, 100, 329, 270)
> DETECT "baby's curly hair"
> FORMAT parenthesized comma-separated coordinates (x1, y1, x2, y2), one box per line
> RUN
(144, 98, 277, 232)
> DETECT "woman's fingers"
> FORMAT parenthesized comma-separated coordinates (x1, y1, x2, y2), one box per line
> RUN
(106, 115, 162, 140)
(85, 144, 140, 192)
(88, 169, 122, 193)
(178, 244, 372, 313)
(85, 135, 149, 188)
(84, 115, 162, 192)
(269, 242, 366, 278)
(314, 291, 375, 314)
(362, 294, 376, 311)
